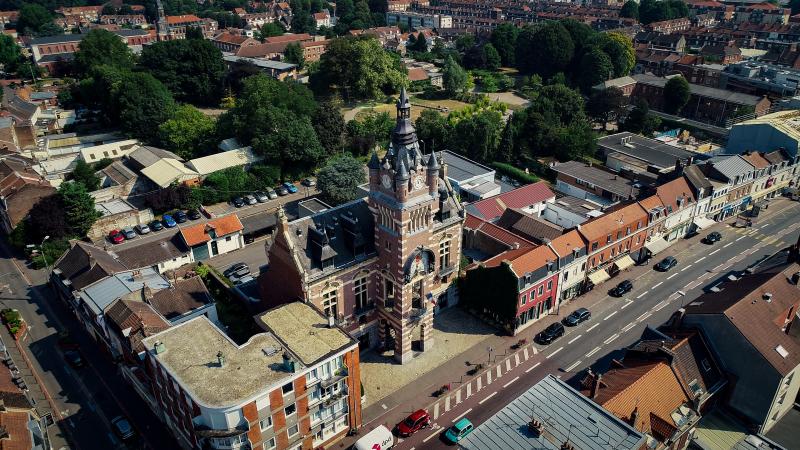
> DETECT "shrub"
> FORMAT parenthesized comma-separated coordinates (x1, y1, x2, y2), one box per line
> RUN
(492, 162, 539, 184)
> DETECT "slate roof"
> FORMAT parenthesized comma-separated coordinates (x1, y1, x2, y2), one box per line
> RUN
(495, 208, 564, 243)
(114, 233, 190, 269)
(53, 241, 127, 291)
(762, 150, 789, 166)
(708, 155, 756, 181)
(147, 276, 213, 320)
(464, 214, 535, 249)
(458, 375, 646, 450)
(684, 165, 714, 191)
(466, 182, 555, 221)
(126, 146, 183, 169)
(440, 150, 494, 183)
(98, 160, 137, 186)
(0, 182, 55, 228)
(104, 298, 170, 354)
(552, 161, 637, 198)
(633, 74, 764, 106)
(0, 367, 32, 410)
(79, 268, 170, 316)
(598, 132, 695, 170)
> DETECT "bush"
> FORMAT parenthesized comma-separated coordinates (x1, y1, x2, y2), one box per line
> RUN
(492, 162, 539, 184)
(31, 239, 70, 269)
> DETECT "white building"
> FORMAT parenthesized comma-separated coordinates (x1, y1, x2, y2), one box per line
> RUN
(179, 214, 245, 261)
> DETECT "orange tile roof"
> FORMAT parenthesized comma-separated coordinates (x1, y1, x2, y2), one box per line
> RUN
(638, 194, 664, 212)
(548, 229, 587, 257)
(485, 244, 558, 277)
(741, 152, 771, 169)
(166, 14, 202, 24)
(578, 203, 647, 242)
(656, 177, 695, 213)
(180, 214, 243, 247)
(0, 410, 33, 450)
(407, 67, 429, 81)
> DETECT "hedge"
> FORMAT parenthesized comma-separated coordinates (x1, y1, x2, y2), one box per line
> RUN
(492, 162, 539, 184)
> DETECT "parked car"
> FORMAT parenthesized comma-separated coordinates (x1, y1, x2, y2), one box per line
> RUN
(245, 194, 257, 205)
(57, 331, 79, 351)
(276, 186, 289, 196)
(224, 262, 250, 278)
(266, 188, 278, 199)
(704, 231, 722, 244)
(535, 322, 565, 345)
(282, 182, 298, 193)
(188, 209, 202, 220)
(232, 196, 245, 207)
(162, 215, 177, 228)
(233, 275, 254, 285)
(609, 280, 633, 297)
(64, 350, 84, 368)
(396, 409, 431, 437)
(108, 230, 125, 244)
(563, 308, 591, 326)
(111, 416, 136, 441)
(149, 220, 163, 232)
(121, 227, 136, 240)
(255, 191, 269, 203)
(443, 418, 474, 444)
(301, 178, 316, 187)
(174, 210, 188, 223)
(655, 256, 678, 272)
(135, 223, 151, 235)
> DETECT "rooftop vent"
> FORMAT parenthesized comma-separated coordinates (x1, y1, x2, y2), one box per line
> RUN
(263, 346, 279, 357)
(154, 341, 166, 354)
(776, 345, 789, 358)
(217, 351, 225, 368)
(763, 292, 773, 302)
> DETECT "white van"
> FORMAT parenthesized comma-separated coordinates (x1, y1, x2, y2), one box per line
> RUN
(353, 425, 394, 450)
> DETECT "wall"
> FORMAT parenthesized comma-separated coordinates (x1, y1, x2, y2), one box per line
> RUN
(542, 203, 592, 228)
(87, 208, 154, 240)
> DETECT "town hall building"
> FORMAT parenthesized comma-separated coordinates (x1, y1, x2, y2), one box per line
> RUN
(258, 89, 465, 363)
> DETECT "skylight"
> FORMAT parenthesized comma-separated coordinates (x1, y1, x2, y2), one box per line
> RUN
(776, 345, 789, 358)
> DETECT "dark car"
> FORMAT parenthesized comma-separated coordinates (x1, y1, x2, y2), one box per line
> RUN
(57, 331, 79, 351)
(111, 416, 136, 441)
(232, 197, 245, 207)
(188, 209, 202, 220)
(396, 409, 431, 437)
(149, 220, 164, 231)
(276, 186, 289, 196)
(704, 231, 722, 244)
(655, 256, 678, 272)
(610, 280, 633, 297)
(174, 210, 188, 223)
(224, 262, 250, 279)
(535, 322, 565, 345)
(563, 308, 591, 326)
(162, 215, 177, 228)
(64, 350, 84, 368)
(301, 178, 316, 187)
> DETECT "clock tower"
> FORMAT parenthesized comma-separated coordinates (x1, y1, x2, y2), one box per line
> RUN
(367, 88, 461, 364)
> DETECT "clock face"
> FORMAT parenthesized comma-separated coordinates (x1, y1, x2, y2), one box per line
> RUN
(381, 174, 392, 189)
(414, 176, 425, 190)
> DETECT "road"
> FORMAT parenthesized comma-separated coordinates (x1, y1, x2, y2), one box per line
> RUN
(377, 199, 800, 450)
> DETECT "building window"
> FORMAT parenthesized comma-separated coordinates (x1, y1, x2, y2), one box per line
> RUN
(226, 236, 232, 242)
(306, 368, 318, 382)
(439, 241, 451, 268)
(260, 416, 272, 431)
(288, 424, 299, 438)
(521, 294, 527, 305)
(537, 285, 544, 296)
(282, 382, 294, 395)
(606, 234, 612, 244)
(354, 275, 368, 310)
(591, 242, 598, 251)
(384, 279, 395, 303)
(616, 231, 623, 240)
(264, 437, 276, 450)
(322, 289, 338, 319)
(626, 226, 631, 235)
(547, 280, 552, 290)
(284, 403, 296, 417)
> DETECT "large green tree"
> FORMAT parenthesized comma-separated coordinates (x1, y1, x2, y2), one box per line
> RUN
(139, 39, 226, 106)
(586, 87, 628, 130)
(346, 110, 394, 155)
(284, 42, 304, 69)
(639, 0, 688, 24)
(116, 72, 176, 142)
(73, 29, 134, 76)
(620, 0, 640, 19)
(317, 154, 367, 205)
(415, 109, 451, 153)
(442, 56, 468, 97)
(310, 36, 406, 101)
(622, 99, 661, 136)
(602, 32, 636, 78)
(0, 35, 22, 73)
(490, 23, 519, 67)
(577, 47, 614, 93)
(313, 99, 346, 154)
(450, 110, 504, 163)
(515, 22, 574, 78)
(256, 22, 284, 41)
(70, 160, 100, 191)
(483, 43, 501, 71)
(59, 182, 102, 237)
(16, 4, 53, 36)
(158, 105, 216, 159)
(664, 75, 691, 114)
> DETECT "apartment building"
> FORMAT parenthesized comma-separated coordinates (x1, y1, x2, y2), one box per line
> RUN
(386, 11, 452, 29)
(142, 302, 362, 450)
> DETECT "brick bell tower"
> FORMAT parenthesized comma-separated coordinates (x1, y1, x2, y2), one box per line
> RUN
(367, 88, 442, 364)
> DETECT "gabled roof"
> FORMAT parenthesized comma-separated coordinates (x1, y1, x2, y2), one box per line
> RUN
(53, 241, 127, 291)
(98, 160, 137, 186)
(495, 208, 564, 243)
(656, 177, 696, 213)
(114, 233, 190, 269)
(578, 202, 648, 242)
(180, 214, 243, 247)
(708, 154, 756, 181)
(466, 182, 555, 221)
(105, 298, 170, 354)
(484, 243, 558, 278)
(464, 214, 535, 249)
(549, 229, 588, 258)
(186, 148, 261, 176)
(684, 165, 713, 191)
(166, 14, 202, 24)
(147, 276, 213, 320)
(740, 152, 771, 169)
(551, 161, 637, 198)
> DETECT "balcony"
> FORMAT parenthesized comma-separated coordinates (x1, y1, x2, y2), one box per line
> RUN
(439, 264, 456, 277)
(321, 369, 348, 389)
(354, 301, 375, 316)
(409, 307, 428, 322)
(383, 299, 395, 312)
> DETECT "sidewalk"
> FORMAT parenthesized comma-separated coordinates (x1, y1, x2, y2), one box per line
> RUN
(340, 198, 797, 448)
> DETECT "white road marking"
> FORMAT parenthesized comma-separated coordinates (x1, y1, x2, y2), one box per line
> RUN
(681, 264, 692, 271)
(506, 359, 512, 371)
(496, 365, 502, 378)
(709, 249, 720, 255)
(736, 236, 745, 241)
(654, 301, 668, 311)
(621, 323, 636, 333)
(696, 256, 706, 262)
(723, 242, 733, 248)
(514, 354, 520, 366)
(433, 402, 439, 419)
(503, 376, 520, 388)
(604, 333, 619, 344)
(381, 404, 388, 410)
(523, 348, 529, 360)
(478, 391, 497, 405)
(546, 347, 564, 359)
(636, 292, 646, 299)
(667, 273, 677, 279)
(568, 334, 582, 344)
(422, 431, 438, 443)
(586, 346, 601, 357)
(622, 300, 633, 309)
(652, 282, 663, 289)
(525, 362, 541, 373)
(466, 382, 471, 398)
(453, 409, 472, 423)
(586, 323, 599, 332)
(565, 360, 582, 372)
(636, 312, 649, 321)
(604, 311, 618, 320)
(476, 377, 482, 391)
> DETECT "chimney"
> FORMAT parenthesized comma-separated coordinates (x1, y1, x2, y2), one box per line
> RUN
(629, 407, 640, 428)
(590, 373, 603, 399)
(561, 442, 575, 450)
(790, 272, 800, 285)
(216, 351, 225, 368)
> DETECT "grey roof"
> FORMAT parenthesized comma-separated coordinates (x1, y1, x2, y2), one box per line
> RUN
(441, 150, 494, 182)
(127, 146, 183, 169)
(633, 74, 764, 106)
(551, 161, 636, 197)
(683, 165, 713, 191)
(549, 195, 603, 216)
(29, 92, 57, 100)
(79, 268, 171, 316)
(708, 155, 756, 181)
(458, 375, 647, 450)
(99, 160, 137, 186)
(113, 233, 190, 270)
(54, 241, 128, 291)
(29, 34, 84, 45)
(598, 132, 695, 170)
(222, 54, 297, 71)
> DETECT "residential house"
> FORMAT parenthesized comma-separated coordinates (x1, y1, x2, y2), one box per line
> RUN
(552, 161, 642, 207)
(494, 208, 564, 244)
(114, 233, 194, 273)
(683, 165, 716, 231)
(50, 241, 129, 304)
(158, 15, 217, 40)
(104, 297, 171, 364)
(385, 11, 452, 29)
(655, 176, 697, 243)
(548, 230, 589, 303)
(179, 214, 244, 261)
(465, 181, 556, 221)
(540, 195, 605, 228)
(457, 375, 647, 450)
(646, 17, 692, 33)
(462, 214, 534, 262)
(701, 155, 758, 220)
(0, 158, 56, 233)
(671, 247, 800, 434)
(701, 43, 742, 64)
(734, 3, 790, 25)
(0, 367, 49, 450)
(142, 302, 362, 450)
(313, 10, 331, 28)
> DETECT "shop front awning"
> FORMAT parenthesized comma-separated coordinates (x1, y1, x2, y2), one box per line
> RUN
(692, 216, 716, 230)
(588, 269, 610, 286)
(613, 255, 636, 271)
(644, 237, 671, 256)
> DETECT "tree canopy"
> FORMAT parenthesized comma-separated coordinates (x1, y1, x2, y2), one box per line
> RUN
(59, 182, 102, 237)
(586, 87, 628, 130)
(515, 22, 574, 78)
(69, 160, 100, 191)
(284, 42, 304, 69)
(116, 72, 177, 142)
(256, 22, 285, 41)
(620, 0, 639, 19)
(442, 56, 468, 97)
(138, 39, 226, 106)
(622, 99, 661, 136)
(313, 99, 346, 154)
(317, 155, 367, 205)
(158, 105, 216, 159)
(16, 4, 54, 36)
(639, 0, 688, 24)
(73, 29, 134, 76)
(664, 75, 691, 114)
(490, 23, 519, 67)
(577, 48, 614, 92)
(0, 35, 22, 74)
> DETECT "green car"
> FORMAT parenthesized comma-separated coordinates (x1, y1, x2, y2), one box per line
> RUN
(444, 417, 474, 444)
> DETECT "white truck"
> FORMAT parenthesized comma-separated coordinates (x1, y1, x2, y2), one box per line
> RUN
(352, 425, 394, 450)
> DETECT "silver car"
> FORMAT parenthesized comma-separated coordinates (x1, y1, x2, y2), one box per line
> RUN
(136, 223, 151, 234)
(266, 188, 278, 199)
(245, 194, 257, 205)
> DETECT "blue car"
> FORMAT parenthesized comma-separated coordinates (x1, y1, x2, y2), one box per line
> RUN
(443, 418, 474, 444)
(162, 214, 177, 228)
(283, 182, 298, 194)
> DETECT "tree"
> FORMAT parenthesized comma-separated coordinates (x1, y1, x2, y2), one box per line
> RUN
(415, 109, 451, 153)
(158, 105, 216, 159)
(256, 22, 284, 41)
(484, 43, 501, 71)
(139, 39, 226, 106)
(284, 42, 304, 69)
(442, 56, 468, 97)
(346, 111, 394, 154)
(577, 47, 614, 93)
(559, 19, 594, 55)
(317, 155, 367, 205)
(639, 0, 688, 24)
(622, 99, 661, 136)
(73, 29, 134, 76)
(59, 182, 102, 237)
(70, 160, 100, 191)
(410, 32, 428, 53)
(602, 32, 636, 77)
(586, 87, 628, 130)
(664, 75, 690, 114)
(515, 22, 574, 78)
(186, 26, 204, 40)
(620, 0, 639, 19)
(233, 74, 317, 119)
(490, 23, 519, 67)
(451, 110, 504, 162)
(455, 34, 475, 53)
(17, 4, 52, 36)
(116, 72, 176, 142)
(249, 107, 325, 174)
(313, 99, 346, 154)
(26, 195, 68, 240)
(0, 35, 22, 73)
(310, 36, 406, 101)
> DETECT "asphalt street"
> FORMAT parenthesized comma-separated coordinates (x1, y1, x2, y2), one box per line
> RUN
(384, 199, 800, 450)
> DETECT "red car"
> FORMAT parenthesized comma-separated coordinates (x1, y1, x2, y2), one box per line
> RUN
(109, 230, 125, 244)
(396, 409, 431, 437)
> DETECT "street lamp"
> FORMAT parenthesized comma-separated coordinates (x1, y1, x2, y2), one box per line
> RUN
(40, 236, 50, 274)
(487, 346, 494, 365)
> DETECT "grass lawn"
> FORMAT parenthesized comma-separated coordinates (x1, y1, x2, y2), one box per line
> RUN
(347, 97, 471, 121)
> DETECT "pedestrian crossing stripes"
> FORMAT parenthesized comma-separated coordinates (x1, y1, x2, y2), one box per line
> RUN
(505, 359, 512, 371)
